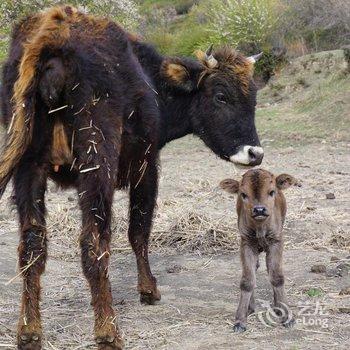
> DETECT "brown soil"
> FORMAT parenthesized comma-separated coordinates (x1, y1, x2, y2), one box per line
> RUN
(0, 136, 349, 349)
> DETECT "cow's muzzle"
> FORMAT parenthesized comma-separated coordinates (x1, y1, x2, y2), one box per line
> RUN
(229, 146, 264, 167)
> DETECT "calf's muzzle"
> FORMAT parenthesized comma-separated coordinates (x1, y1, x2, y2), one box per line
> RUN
(252, 205, 269, 220)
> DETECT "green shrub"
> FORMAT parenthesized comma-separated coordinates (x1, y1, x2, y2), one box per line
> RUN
(203, 0, 279, 49)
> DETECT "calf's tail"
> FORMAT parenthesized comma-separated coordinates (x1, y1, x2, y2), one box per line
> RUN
(0, 6, 75, 197)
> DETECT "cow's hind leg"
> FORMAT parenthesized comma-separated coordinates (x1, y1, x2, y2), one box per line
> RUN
(14, 161, 48, 350)
(78, 170, 122, 349)
(128, 150, 160, 305)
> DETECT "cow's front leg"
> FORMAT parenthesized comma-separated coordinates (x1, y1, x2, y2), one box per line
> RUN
(266, 242, 295, 328)
(78, 172, 122, 350)
(14, 161, 48, 350)
(128, 158, 160, 305)
(234, 242, 258, 333)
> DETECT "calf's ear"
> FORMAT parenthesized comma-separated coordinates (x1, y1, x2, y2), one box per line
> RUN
(219, 179, 239, 194)
(276, 174, 297, 190)
(160, 58, 200, 92)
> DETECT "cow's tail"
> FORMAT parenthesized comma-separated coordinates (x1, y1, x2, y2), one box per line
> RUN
(0, 6, 76, 198)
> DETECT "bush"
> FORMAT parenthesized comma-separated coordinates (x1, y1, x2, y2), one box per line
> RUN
(142, 2, 210, 56)
(203, 0, 279, 49)
(277, 0, 350, 54)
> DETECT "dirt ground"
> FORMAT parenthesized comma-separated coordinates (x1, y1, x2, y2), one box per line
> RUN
(0, 134, 349, 350)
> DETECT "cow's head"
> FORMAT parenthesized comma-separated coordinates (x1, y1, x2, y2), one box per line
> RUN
(161, 46, 263, 167)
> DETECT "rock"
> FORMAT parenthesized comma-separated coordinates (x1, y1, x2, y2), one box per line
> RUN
(306, 206, 316, 211)
(338, 307, 350, 314)
(327, 263, 350, 277)
(330, 256, 340, 262)
(166, 265, 186, 274)
(68, 196, 75, 202)
(336, 263, 350, 277)
(310, 264, 326, 273)
(339, 286, 350, 295)
(326, 193, 335, 199)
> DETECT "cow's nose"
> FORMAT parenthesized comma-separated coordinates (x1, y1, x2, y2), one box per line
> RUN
(252, 205, 268, 217)
(248, 146, 264, 166)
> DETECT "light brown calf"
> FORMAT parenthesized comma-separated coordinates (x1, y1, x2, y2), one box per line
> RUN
(220, 169, 297, 332)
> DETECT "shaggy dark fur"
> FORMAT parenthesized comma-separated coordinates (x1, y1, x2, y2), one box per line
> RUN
(0, 6, 263, 350)
(132, 41, 261, 158)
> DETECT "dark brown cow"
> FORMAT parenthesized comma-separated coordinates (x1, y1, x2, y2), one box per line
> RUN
(220, 169, 297, 332)
(0, 5, 264, 350)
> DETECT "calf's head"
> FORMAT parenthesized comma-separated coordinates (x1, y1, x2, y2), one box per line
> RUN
(161, 46, 263, 167)
(220, 169, 296, 222)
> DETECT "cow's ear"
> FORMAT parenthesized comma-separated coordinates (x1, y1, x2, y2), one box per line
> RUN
(160, 58, 199, 92)
(276, 174, 298, 190)
(220, 179, 239, 194)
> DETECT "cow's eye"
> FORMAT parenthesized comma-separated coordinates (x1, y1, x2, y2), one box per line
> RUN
(269, 190, 275, 197)
(241, 192, 248, 200)
(214, 93, 227, 104)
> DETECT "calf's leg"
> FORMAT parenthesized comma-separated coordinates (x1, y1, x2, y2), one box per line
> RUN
(266, 242, 295, 328)
(78, 173, 122, 350)
(248, 259, 260, 315)
(14, 162, 48, 350)
(234, 243, 258, 333)
(128, 159, 160, 305)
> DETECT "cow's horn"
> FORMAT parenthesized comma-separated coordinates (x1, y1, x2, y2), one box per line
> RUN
(247, 52, 263, 64)
(206, 44, 214, 57)
(205, 44, 218, 68)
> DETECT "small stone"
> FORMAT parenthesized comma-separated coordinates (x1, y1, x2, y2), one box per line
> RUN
(328, 263, 350, 277)
(326, 193, 335, 199)
(336, 263, 350, 277)
(330, 256, 340, 262)
(310, 264, 326, 273)
(339, 286, 350, 295)
(166, 265, 186, 274)
(338, 307, 350, 314)
(306, 206, 316, 211)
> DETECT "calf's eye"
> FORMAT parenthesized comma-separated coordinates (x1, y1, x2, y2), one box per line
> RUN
(269, 190, 275, 197)
(214, 93, 227, 104)
(241, 193, 248, 200)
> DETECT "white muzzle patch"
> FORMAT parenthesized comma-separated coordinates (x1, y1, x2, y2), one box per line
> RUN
(229, 146, 264, 166)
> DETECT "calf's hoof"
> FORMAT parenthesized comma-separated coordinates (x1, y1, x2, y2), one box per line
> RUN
(96, 335, 123, 350)
(233, 322, 247, 333)
(248, 307, 255, 316)
(140, 288, 161, 305)
(17, 332, 42, 350)
(283, 317, 296, 329)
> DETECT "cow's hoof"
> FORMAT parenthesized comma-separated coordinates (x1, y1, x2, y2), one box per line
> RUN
(96, 335, 123, 350)
(17, 332, 42, 350)
(140, 288, 161, 305)
(233, 322, 247, 333)
(283, 318, 296, 329)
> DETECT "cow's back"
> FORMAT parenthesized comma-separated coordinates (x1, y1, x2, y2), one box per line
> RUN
(1, 6, 144, 127)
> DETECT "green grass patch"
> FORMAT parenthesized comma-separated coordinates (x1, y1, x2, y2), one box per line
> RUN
(257, 50, 350, 146)
(305, 288, 324, 298)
